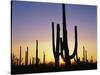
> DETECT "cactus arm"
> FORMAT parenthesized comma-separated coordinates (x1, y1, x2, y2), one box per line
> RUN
(70, 26, 78, 59)
(52, 22, 56, 57)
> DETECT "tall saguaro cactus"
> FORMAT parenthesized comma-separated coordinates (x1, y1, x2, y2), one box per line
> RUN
(52, 22, 60, 67)
(36, 40, 39, 65)
(52, 4, 78, 68)
(60, 4, 78, 68)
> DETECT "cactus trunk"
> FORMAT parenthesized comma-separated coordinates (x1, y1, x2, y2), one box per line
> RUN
(30, 58, 31, 65)
(19, 46, 21, 65)
(60, 4, 78, 68)
(83, 46, 85, 62)
(36, 40, 39, 65)
(83, 46, 88, 63)
(25, 47, 28, 66)
(32, 57, 34, 65)
(43, 51, 45, 64)
(62, 4, 71, 67)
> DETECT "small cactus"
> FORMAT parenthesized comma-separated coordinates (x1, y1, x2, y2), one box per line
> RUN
(19, 46, 23, 65)
(30, 58, 31, 65)
(32, 57, 34, 65)
(90, 56, 93, 63)
(36, 40, 39, 65)
(25, 47, 28, 66)
(43, 51, 45, 64)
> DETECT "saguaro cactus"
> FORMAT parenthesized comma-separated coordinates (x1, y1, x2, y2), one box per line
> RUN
(85, 50, 88, 62)
(90, 56, 93, 63)
(36, 40, 39, 65)
(82, 46, 88, 63)
(83, 46, 85, 62)
(32, 57, 34, 65)
(51, 4, 78, 68)
(43, 51, 45, 64)
(60, 4, 78, 68)
(85, 50, 88, 63)
(30, 58, 31, 65)
(25, 47, 28, 66)
(52, 22, 60, 67)
(19, 46, 22, 65)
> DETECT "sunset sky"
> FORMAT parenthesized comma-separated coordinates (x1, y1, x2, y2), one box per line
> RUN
(12, 1, 97, 64)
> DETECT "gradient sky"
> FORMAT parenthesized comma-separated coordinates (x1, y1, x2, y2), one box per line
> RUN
(12, 1, 97, 64)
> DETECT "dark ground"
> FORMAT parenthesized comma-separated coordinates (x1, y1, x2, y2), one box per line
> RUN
(11, 62, 97, 74)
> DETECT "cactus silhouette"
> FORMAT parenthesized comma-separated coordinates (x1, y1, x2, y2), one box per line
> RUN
(52, 22, 60, 67)
(30, 58, 31, 65)
(19, 46, 23, 65)
(52, 4, 78, 68)
(60, 4, 78, 68)
(83, 46, 85, 62)
(82, 46, 88, 63)
(43, 51, 45, 64)
(32, 57, 34, 65)
(25, 47, 28, 66)
(85, 50, 88, 63)
(36, 40, 39, 65)
(90, 56, 93, 63)
(12, 53, 18, 65)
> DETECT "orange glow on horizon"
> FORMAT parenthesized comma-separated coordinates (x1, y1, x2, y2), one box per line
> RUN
(12, 39, 97, 65)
